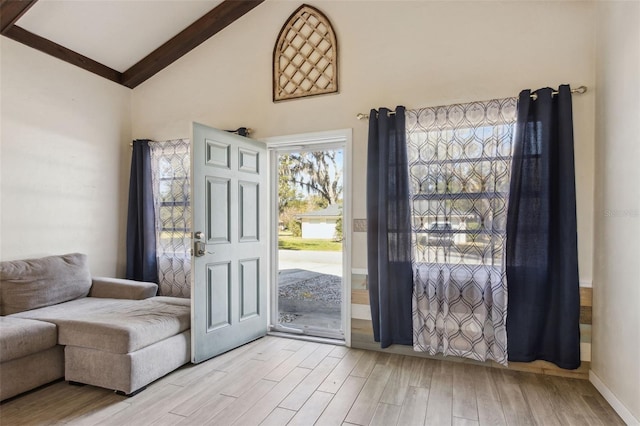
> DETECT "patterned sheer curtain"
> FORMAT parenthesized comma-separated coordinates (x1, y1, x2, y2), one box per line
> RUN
(407, 99, 517, 365)
(149, 139, 191, 298)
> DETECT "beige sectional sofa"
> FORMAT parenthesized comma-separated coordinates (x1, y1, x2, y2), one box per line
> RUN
(0, 253, 191, 400)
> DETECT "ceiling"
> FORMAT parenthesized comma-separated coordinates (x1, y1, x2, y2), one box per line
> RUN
(0, 0, 265, 88)
(17, 0, 225, 73)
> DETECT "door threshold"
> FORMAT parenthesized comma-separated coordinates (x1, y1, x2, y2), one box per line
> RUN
(267, 331, 346, 346)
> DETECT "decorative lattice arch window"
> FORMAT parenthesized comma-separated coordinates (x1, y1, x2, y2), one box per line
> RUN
(273, 4, 338, 102)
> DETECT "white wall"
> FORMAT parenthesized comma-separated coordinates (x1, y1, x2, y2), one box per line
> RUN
(0, 38, 132, 276)
(132, 0, 596, 284)
(592, 1, 640, 423)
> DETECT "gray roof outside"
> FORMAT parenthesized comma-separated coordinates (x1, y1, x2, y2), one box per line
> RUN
(297, 204, 342, 218)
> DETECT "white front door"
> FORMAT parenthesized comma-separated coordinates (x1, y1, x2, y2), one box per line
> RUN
(191, 123, 267, 363)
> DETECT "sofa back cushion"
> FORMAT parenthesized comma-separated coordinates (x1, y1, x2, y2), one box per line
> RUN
(0, 253, 92, 315)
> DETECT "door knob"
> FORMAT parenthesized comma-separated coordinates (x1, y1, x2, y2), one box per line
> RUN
(194, 231, 204, 240)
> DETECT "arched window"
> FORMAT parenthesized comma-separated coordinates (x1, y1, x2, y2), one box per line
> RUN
(273, 4, 338, 102)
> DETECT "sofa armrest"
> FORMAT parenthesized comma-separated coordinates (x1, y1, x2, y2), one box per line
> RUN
(89, 277, 158, 300)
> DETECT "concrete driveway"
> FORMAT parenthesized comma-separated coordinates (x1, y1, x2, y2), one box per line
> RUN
(277, 249, 343, 330)
(277, 250, 342, 277)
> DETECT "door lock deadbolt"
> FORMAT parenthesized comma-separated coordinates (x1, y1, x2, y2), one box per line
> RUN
(194, 241, 206, 257)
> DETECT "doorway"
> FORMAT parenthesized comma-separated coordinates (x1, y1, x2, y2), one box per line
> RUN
(266, 130, 351, 343)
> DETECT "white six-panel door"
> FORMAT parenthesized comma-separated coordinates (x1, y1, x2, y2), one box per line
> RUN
(191, 123, 267, 363)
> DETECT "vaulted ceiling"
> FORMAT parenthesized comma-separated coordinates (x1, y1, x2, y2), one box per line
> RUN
(0, 0, 265, 88)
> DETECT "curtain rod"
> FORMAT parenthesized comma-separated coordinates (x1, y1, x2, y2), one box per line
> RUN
(356, 85, 588, 120)
(128, 127, 253, 146)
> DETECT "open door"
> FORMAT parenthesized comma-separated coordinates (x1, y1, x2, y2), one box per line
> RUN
(191, 123, 268, 363)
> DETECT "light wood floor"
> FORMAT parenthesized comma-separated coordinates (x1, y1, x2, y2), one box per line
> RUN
(0, 336, 624, 426)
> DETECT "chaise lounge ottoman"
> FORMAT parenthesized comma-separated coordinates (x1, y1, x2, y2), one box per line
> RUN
(11, 296, 191, 396)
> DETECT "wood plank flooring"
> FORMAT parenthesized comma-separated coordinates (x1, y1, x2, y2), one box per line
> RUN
(0, 336, 624, 426)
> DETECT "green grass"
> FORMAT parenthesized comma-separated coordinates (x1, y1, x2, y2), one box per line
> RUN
(278, 236, 342, 251)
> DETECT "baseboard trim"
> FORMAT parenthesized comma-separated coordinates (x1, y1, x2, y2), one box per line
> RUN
(580, 342, 591, 362)
(580, 279, 592, 288)
(589, 370, 639, 425)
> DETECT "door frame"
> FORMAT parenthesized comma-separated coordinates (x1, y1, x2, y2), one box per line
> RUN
(263, 129, 352, 347)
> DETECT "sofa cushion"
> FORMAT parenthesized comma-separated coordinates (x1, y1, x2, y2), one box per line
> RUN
(0, 253, 92, 315)
(8, 297, 126, 320)
(12, 296, 190, 354)
(0, 316, 58, 362)
(89, 277, 157, 300)
(57, 297, 190, 354)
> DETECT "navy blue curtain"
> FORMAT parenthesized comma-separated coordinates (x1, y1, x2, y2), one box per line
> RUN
(366, 106, 413, 348)
(506, 85, 580, 369)
(126, 140, 159, 283)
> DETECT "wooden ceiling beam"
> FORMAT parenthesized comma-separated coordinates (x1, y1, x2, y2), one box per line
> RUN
(1, 0, 265, 89)
(3, 25, 123, 84)
(0, 0, 38, 34)
(121, 0, 265, 89)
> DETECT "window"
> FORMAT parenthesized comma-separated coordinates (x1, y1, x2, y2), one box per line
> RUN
(408, 99, 516, 364)
(150, 139, 191, 297)
(406, 99, 517, 266)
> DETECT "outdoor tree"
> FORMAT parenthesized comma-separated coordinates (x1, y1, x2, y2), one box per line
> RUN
(334, 205, 343, 241)
(278, 154, 302, 215)
(278, 151, 343, 237)
(281, 151, 342, 206)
